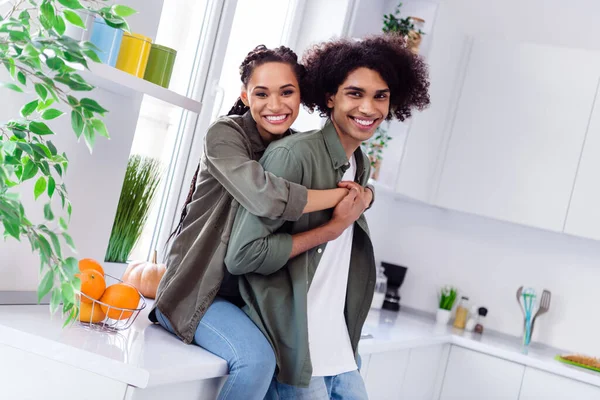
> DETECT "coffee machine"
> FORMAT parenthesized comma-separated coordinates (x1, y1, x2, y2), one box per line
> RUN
(381, 262, 408, 311)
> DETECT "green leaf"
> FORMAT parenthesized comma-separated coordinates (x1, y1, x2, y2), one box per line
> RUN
(80, 98, 108, 114)
(17, 142, 33, 156)
(35, 83, 48, 100)
(21, 161, 38, 181)
(1, 82, 23, 92)
(47, 231, 61, 258)
(54, 15, 66, 35)
(17, 71, 26, 85)
(50, 287, 61, 314)
(34, 176, 47, 200)
(20, 100, 39, 117)
(63, 10, 85, 28)
(29, 121, 54, 136)
(48, 176, 56, 197)
(83, 124, 95, 152)
(38, 269, 54, 303)
(40, 1, 56, 27)
(43, 203, 54, 220)
(57, 0, 84, 10)
(47, 141, 58, 156)
(42, 109, 64, 120)
(71, 110, 84, 137)
(91, 118, 109, 138)
(59, 217, 68, 231)
(112, 5, 137, 17)
(46, 57, 65, 71)
(83, 49, 101, 63)
(2, 219, 21, 240)
(63, 232, 75, 250)
(65, 257, 78, 277)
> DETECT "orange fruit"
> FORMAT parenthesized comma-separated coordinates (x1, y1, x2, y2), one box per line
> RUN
(79, 258, 105, 276)
(100, 283, 140, 320)
(78, 302, 106, 323)
(77, 269, 106, 303)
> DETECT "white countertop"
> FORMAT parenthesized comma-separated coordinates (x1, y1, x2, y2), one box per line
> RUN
(1, 303, 599, 390)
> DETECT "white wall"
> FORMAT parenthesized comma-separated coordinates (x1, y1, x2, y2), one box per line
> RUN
(365, 0, 600, 354)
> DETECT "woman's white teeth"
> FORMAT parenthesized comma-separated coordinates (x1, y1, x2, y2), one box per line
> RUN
(266, 115, 287, 122)
(354, 118, 374, 126)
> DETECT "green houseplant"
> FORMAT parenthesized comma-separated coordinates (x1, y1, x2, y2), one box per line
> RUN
(0, 0, 134, 325)
(361, 122, 392, 180)
(383, 2, 425, 53)
(437, 285, 457, 325)
(105, 154, 162, 264)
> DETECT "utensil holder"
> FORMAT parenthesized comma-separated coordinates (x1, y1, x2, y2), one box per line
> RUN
(116, 33, 153, 77)
(89, 17, 123, 67)
(143, 43, 177, 88)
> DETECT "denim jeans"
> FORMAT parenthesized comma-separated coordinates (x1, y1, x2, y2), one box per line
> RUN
(154, 297, 276, 400)
(268, 369, 368, 400)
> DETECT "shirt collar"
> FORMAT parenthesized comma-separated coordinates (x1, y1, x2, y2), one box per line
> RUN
(322, 119, 368, 182)
(243, 111, 266, 153)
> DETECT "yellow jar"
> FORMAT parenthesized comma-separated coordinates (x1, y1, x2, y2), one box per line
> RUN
(115, 33, 152, 77)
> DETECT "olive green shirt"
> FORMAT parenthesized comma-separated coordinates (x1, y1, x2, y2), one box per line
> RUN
(225, 120, 376, 387)
(151, 112, 308, 343)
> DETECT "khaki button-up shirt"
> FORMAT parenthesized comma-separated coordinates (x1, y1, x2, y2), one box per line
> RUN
(152, 112, 308, 343)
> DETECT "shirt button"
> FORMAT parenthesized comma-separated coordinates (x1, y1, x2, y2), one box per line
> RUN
(317, 248, 323, 254)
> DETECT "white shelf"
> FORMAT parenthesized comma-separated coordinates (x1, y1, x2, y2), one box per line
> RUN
(81, 63, 203, 114)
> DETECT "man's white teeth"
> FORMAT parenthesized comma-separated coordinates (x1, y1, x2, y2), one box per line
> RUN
(354, 118, 374, 126)
(266, 115, 286, 121)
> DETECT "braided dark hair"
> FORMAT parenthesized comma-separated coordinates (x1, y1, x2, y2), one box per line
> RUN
(166, 45, 305, 246)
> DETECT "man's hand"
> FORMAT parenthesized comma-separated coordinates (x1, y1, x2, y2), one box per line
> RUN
(338, 181, 371, 209)
(327, 186, 366, 240)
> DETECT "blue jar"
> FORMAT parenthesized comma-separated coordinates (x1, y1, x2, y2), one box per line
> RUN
(89, 17, 123, 67)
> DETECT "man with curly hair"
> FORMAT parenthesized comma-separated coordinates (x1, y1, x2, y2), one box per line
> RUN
(225, 34, 430, 399)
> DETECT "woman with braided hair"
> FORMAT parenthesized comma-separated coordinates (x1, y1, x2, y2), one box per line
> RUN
(148, 45, 373, 399)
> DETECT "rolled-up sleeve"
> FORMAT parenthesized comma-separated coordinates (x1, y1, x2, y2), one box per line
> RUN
(205, 121, 308, 221)
(225, 146, 301, 275)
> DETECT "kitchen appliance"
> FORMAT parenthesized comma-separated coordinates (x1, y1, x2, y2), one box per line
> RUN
(381, 262, 407, 311)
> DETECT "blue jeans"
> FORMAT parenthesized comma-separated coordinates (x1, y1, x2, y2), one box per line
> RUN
(155, 297, 276, 400)
(268, 369, 368, 399)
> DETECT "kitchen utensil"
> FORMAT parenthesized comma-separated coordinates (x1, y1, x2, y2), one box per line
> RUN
(516, 286, 525, 318)
(521, 288, 537, 346)
(531, 289, 551, 335)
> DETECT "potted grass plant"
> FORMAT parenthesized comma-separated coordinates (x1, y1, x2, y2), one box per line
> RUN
(437, 285, 458, 325)
(105, 154, 162, 264)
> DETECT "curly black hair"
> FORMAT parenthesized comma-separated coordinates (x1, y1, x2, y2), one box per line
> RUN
(227, 44, 306, 116)
(302, 34, 430, 121)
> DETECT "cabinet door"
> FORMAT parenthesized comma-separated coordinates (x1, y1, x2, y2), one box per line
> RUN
(400, 344, 449, 400)
(439, 346, 524, 400)
(564, 80, 600, 240)
(364, 349, 410, 400)
(0, 343, 127, 400)
(518, 367, 600, 400)
(435, 39, 600, 232)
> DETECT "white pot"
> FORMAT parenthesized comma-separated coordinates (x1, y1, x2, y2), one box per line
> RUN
(436, 308, 452, 325)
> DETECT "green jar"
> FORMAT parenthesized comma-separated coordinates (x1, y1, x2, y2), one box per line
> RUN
(143, 44, 177, 88)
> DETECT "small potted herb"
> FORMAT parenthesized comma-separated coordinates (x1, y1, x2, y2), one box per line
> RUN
(437, 285, 457, 325)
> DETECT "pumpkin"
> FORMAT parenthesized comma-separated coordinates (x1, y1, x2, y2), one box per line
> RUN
(122, 250, 166, 299)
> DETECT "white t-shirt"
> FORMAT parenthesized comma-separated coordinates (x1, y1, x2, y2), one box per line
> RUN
(306, 156, 357, 377)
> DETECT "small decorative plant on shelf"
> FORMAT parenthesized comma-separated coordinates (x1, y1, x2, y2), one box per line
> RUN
(361, 122, 392, 180)
(383, 1, 425, 54)
(437, 285, 458, 325)
(105, 154, 162, 264)
(0, 0, 134, 325)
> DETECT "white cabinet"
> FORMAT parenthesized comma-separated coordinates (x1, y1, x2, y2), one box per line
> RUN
(563, 81, 600, 240)
(439, 346, 525, 400)
(0, 342, 128, 400)
(518, 367, 600, 400)
(362, 344, 448, 400)
(434, 39, 600, 232)
(364, 349, 410, 400)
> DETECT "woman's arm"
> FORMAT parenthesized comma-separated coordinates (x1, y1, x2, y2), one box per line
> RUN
(304, 188, 348, 213)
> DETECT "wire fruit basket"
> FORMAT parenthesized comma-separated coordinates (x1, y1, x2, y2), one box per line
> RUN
(77, 273, 146, 332)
